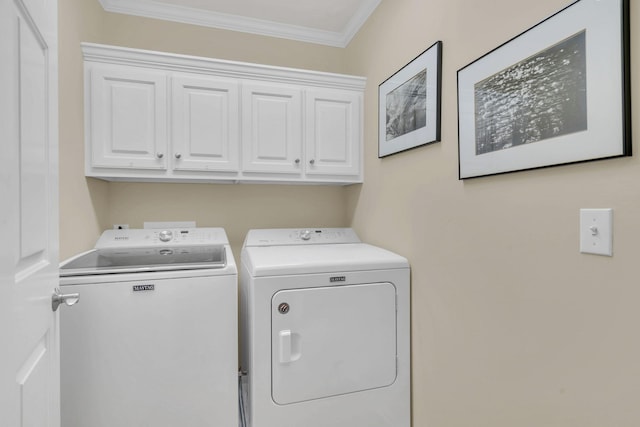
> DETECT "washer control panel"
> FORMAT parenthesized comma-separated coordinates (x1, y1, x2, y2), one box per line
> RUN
(244, 228, 361, 247)
(95, 227, 229, 249)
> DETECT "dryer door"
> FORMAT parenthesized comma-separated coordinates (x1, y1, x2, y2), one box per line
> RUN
(271, 282, 397, 405)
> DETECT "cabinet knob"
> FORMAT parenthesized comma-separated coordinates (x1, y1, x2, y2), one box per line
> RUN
(156, 152, 164, 159)
(294, 158, 300, 164)
(309, 159, 315, 165)
(175, 153, 182, 159)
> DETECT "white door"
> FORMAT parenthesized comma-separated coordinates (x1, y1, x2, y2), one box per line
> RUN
(0, 0, 61, 425)
(271, 283, 397, 405)
(305, 89, 361, 178)
(241, 82, 302, 174)
(171, 75, 240, 172)
(89, 64, 168, 170)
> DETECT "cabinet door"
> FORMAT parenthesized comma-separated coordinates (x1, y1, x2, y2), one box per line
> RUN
(305, 89, 361, 178)
(241, 83, 302, 174)
(171, 75, 239, 172)
(89, 65, 168, 170)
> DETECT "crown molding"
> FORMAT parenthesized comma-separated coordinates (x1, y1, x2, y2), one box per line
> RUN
(341, 0, 380, 45)
(97, 0, 381, 48)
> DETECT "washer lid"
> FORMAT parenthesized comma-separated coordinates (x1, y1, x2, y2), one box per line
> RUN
(242, 243, 408, 277)
(60, 245, 226, 276)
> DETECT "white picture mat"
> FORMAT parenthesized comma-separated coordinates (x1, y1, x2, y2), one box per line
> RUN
(458, 0, 625, 178)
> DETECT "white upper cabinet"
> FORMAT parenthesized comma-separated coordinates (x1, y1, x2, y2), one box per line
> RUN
(171, 74, 240, 173)
(241, 82, 303, 176)
(83, 43, 365, 184)
(89, 65, 168, 170)
(305, 89, 361, 178)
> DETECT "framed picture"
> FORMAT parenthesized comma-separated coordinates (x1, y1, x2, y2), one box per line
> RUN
(457, 0, 630, 179)
(379, 41, 442, 158)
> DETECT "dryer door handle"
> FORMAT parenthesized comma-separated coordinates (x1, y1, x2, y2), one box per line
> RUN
(278, 330, 302, 364)
(279, 330, 292, 363)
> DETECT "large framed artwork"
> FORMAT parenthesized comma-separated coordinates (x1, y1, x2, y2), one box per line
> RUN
(379, 41, 442, 158)
(457, 0, 630, 179)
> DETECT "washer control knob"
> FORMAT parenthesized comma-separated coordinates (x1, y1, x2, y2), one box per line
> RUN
(158, 230, 173, 242)
(300, 230, 312, 241)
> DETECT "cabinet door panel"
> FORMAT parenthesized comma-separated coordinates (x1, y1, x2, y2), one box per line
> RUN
(242, 83, 302, 174)
(172, 75, 239, 172)
(306, 90, 361, 178)
(89, 66, 167, 170)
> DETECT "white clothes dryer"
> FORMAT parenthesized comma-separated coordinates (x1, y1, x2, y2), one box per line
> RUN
(59, 227, 238, 427)
(240, 228, 410, 427)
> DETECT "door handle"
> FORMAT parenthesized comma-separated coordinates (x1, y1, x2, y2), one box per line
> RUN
(278, 330, 301, 364)
(279, 330, 292, 363)
(52, 288, 80, 312)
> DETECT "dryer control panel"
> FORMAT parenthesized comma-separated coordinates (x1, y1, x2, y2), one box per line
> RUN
(244, 228, 361, 247)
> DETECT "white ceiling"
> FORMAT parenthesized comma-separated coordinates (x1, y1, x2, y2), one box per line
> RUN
(98, 0, 382, 47)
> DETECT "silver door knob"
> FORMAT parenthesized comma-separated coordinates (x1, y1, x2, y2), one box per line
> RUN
(309, 159, 315, 165)
(52, 288, 80, 312)
(156, 152, 164, 159)
(294, 158, 300, 164)
(175, 153, 182, 159)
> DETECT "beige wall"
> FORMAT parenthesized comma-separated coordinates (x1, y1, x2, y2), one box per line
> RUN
(346, 0, 640, 426)
(59, 0, 110, 258)
(58, 0, 350, 260)
(59, 0, 640, 426)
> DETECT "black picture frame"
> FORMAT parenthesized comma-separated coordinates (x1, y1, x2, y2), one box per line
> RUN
(457, 0, 630, 179)
(379, 41, 442, 158)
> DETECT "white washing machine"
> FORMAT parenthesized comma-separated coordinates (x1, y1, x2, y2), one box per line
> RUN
(239, 228, 410, 427)
(59, 227, 238, 427)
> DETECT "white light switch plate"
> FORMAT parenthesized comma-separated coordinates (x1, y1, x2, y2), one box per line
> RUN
(579, 208, 613, 256)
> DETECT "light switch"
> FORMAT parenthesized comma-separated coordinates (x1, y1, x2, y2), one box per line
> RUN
(579, 208, 613, 256)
